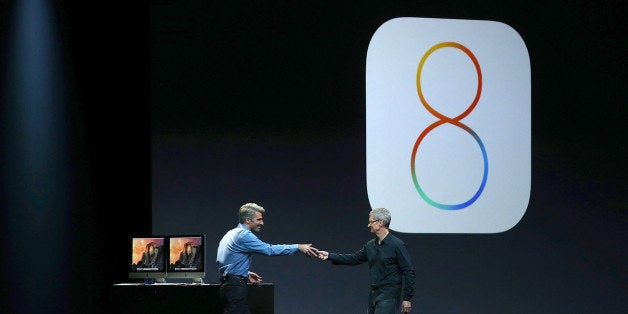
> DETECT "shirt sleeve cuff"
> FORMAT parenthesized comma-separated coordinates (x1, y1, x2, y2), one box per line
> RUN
(290, 244, 299, 253)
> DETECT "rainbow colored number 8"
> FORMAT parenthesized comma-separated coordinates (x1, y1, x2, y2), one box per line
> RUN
(411, 42, 489, 210)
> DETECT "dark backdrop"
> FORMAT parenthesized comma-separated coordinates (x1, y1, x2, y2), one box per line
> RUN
(1, 1, 625, 313)
(150, 1, 625, 313)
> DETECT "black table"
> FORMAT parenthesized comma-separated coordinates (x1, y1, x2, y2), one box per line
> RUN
(111, 283, 273, 313)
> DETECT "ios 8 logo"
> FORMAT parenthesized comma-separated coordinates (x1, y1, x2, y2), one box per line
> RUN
(412, 42, 487, 210)
(366, 18, 531, 233)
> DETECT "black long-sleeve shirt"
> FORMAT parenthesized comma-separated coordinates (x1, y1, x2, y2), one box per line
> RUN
(328, 233, 415, 305)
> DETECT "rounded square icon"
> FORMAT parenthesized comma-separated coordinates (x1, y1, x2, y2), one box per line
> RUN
(366, 17, 531, 233)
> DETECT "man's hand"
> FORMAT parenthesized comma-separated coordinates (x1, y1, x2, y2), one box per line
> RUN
(248, 271, 262, 284)
(401, 300, 411, 313)
(298, 244, 319, 256)
(317, 250, 329, 260)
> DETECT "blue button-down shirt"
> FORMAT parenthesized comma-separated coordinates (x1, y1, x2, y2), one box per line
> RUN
(216, 223, 299, 277)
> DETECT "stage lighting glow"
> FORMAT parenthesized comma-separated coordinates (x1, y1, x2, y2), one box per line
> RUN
(2, 0, 71, 312)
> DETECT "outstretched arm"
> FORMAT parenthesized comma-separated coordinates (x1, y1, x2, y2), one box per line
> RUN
(317, 247, 367, 265)
(239, 232, 301, 256)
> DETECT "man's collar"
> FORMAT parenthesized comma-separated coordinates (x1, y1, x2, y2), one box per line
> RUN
(377, 231, 390, 244)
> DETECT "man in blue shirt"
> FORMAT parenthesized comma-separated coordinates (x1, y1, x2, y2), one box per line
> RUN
(216, 202, 318, 313)
(317, 208, 415, 313)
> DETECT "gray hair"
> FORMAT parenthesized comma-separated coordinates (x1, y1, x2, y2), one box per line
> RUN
(370, 208, 391, 227)
(239, 203, 265, 223)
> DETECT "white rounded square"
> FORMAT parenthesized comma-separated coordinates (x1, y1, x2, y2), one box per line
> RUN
(366, 17, 531, 233)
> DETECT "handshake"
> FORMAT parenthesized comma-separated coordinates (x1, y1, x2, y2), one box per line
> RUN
(298, 244, 328, 260)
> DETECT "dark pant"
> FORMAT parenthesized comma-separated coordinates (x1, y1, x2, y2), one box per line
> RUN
(219, 276, 249, 314)
(368, 299, 398, 314)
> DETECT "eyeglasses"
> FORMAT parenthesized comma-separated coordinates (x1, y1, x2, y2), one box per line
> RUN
(368, 219, 381, 225)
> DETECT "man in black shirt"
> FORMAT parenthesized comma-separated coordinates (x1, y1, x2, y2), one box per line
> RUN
(317, 208, 415, 313)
